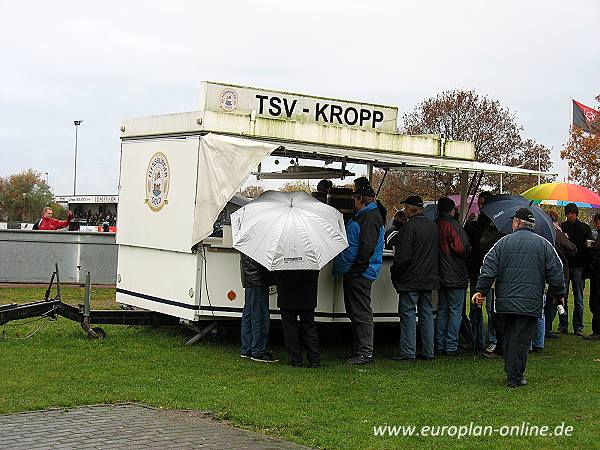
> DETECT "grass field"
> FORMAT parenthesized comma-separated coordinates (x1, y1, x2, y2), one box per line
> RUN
(1, 285, 599, 449)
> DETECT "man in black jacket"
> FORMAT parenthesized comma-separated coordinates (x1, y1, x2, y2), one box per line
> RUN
(560, 203, 593, 336)
(584, 213, 600, 340)
(473, 208, 565, 387)
(239, 253, 278, 363)
(464, 192, 496, 353)
(545, 210, 577, 338)
(390, 195, 439, 361)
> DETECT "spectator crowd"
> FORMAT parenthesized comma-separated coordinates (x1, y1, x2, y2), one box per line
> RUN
(238, 178, 600, 389)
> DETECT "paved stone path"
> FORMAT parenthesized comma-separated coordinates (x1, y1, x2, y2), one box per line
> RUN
(0, 404, 312, 450)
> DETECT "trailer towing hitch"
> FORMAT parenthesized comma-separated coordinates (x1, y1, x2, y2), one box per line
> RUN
(0, 263, 176, 339)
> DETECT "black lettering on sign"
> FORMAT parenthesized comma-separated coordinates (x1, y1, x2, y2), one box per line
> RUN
(256, 95, 268, 114)
(283, 98, 297, 118)
(269, 96, 282, 116)
(329, 105, 343, 125)
(315, 103, 328, 123)
(344, 107, 358, 125)
(359, 109, 372, 126)
(372, 110, 384, 128)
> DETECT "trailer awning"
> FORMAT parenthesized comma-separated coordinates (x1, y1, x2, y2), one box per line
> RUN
(265, 140, 554, 177)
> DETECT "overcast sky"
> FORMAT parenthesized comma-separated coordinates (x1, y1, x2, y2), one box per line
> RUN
(1, 0, 598, 195)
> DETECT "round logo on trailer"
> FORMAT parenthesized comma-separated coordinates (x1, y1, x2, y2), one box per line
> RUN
(145, 152, 170, 211)
(220, 88, 238, 112)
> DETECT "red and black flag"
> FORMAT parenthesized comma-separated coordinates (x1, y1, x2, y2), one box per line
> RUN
(572, 99, 600, 133)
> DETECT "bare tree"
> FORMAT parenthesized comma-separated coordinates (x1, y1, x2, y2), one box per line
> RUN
(376, 90, 551, 205)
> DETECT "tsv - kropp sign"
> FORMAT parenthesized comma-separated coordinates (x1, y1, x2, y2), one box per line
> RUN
(201, 82, 398, 132)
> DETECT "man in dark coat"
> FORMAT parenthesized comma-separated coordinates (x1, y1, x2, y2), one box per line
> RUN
(391, 195, 439, 361)
(464, 192, 495, 353)
(545, 210, 577, 338)
(240, 254, 278, 363)
(333, 184, 385, 365)
(560, 203, 593, 335)
(584, 213, 600, 340)
(473, 208, 565, 387)
(435, 197, 471, 356)
(274, 270, 321, 366)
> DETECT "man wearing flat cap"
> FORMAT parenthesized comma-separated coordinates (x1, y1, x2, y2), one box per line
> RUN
(472, 208, 565, 387)
(390, 195, 439, 361)
(333, 182, 385, 365)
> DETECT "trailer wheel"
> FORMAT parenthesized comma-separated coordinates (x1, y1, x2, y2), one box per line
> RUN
(88, 327, 106, 340)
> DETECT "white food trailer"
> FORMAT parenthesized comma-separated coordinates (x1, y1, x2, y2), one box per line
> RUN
(115, 82, 547, 326)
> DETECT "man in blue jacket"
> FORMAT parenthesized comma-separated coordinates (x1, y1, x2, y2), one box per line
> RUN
(473, 208, 565, 387)
(333, 184, 385, 365)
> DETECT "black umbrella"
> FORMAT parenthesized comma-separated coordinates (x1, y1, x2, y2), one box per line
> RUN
(480, 194, 555, 244)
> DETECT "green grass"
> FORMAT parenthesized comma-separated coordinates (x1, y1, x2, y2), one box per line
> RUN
(1, 286, 599, 449)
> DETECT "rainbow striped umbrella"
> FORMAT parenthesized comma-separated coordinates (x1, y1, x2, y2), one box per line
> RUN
(522, 182, 600, 209)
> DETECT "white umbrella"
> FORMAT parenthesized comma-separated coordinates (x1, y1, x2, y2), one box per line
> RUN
(230, 190, 349, 270)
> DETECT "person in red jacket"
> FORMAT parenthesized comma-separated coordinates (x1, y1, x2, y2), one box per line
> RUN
(35, 207, 73, 230)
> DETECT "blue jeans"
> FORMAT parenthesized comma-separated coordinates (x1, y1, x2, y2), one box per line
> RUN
(561, 267, 585, 332)
(398, 291, 434, 359)
(532, 296, 546, 349)
(436, 288, 466, 352)
(240, 285, 270, 356)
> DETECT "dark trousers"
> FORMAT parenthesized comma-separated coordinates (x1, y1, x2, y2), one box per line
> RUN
(498, 314, 537, 384)
(590, 276, 600, 335)
(343, 274, 374, 357)
(280, 309, 320, 366)
(492, 310, 505, 356)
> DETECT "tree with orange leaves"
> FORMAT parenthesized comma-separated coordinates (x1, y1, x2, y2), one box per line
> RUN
(561, 95, 600, 191)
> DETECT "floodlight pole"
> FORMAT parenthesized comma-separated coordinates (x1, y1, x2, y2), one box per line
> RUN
(73, 120, 82, 195)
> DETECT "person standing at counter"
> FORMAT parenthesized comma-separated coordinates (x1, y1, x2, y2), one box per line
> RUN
(239, 253, 278, 363)
(274, 270, 321, 367)
(333, 184, 385, 365)
(390, 195, 439, 361)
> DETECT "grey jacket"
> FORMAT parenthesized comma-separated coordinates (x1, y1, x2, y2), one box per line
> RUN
(476, 228, 566, 317)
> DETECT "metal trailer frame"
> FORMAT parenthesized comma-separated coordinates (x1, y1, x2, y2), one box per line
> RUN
(0, 263, 203, 342)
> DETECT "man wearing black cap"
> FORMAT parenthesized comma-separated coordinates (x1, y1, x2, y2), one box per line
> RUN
(560, 202, 593, 336)
(472, 208, 565, 387)
(333, 183, 385, 365)
(390, 195, 439, 361)
(436, 197, 471, 356)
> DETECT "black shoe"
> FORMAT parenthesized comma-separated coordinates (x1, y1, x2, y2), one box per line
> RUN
(289, 362, 303, 368)
(545, 331, 560, 339)
(583, 333, 600, 341)
(530, 346, 543, 353)
(483, 352, 502, 360)
(391, 355, 416, 362)
(556, 328, 568, 335)
(417, 354, 434, 361)
(574, 329, 584, 337)
(347, 355, 373, 365)
(446, 348, 466, 356)
(251, 352, 279, 363)
(240, 352, 251, 359)
(507, 379, 527, 388)
(309, 363, 320, 369)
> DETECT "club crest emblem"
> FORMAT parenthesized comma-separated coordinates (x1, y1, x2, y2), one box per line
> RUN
(145, 152, 170, 211)
(220, 88, 238, 112)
